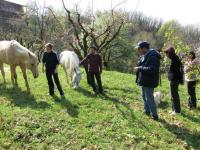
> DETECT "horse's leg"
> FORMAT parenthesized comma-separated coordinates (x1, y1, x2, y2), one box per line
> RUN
(68, 67, 74, 87)
(0, 63, 6, 83)
(69, 70, 73, 87)
(13, 66, 18, 86)
(20, 64, 30, 93)
(10, 65, 15, 86)
(70, 72, 73, 86)
(65, 70, 70, 86)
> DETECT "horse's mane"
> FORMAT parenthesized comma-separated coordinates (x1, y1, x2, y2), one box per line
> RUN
(10, 40, 32, 55)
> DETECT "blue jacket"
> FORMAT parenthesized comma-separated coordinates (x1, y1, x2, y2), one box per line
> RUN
(136, 49, 161, 88)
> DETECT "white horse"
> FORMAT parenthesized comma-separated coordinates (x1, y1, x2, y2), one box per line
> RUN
(60, 50, 81, 89)
(0, 40, 39, 93)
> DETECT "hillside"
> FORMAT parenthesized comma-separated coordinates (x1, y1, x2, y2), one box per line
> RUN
(0, 66, 200, 150)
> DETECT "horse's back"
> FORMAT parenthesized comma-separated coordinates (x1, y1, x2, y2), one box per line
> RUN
(0, 41, 12, 63)
(60, 50, 80, 73)
(60, 50, 79, 66)
(0, 40, 31, 65)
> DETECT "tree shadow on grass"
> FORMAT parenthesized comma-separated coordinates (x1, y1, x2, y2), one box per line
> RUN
(159, 118, 200, 149)
(0, 85, 50, 109)
(181, 111, 200, 124)
(75, 86, 96, 98)
(158, 101, 170, 109)
(103, 86, 140, 101)
(104, 86, 134, 94)
(101, 94, 150, 130)
(102, 94, 136, 123)
(52, 95, 79, 117)
(75, 85, 136, 121)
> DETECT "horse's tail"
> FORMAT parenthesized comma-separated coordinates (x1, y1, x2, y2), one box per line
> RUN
(69, 57, 75, 75)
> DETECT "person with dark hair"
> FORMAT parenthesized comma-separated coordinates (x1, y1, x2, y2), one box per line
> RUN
(42, 43, 64, 97)
(80, 46, 104, 95)
(184, 51, 199, 109)
(164, 47, 183, 115)
(135, 41, 161, 121)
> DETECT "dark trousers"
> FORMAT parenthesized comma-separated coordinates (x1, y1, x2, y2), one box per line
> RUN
(89, 71, 103, 93)
(187, 81, 197, 108)
(84, 67, 91, 85)
(170, 80, 181, 113)
(46, 71, 64, 95)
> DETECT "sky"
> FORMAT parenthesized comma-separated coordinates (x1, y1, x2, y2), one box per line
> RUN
(6, 0, 200, 25)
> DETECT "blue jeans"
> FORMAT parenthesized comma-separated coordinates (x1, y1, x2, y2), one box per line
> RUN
(141, 86, 158, 118)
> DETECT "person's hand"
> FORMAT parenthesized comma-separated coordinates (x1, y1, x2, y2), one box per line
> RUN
(54, 68, 58, 74)
(134, 67, 139, 72)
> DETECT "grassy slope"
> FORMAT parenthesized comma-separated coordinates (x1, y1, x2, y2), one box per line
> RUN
(0, 65, 200, 150)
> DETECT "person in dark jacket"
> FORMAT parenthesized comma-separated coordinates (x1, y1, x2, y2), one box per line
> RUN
(164, 47, 183, 115)
(80, 46, 104, 95)
(42, 43, 64, 97)
(135, 41, 161, 121)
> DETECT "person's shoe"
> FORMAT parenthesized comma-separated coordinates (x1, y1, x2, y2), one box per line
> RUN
(100, 91, 106, 96)
(153, 116, 159, 121)
(93, 91, 98, 96)
(143, 112, 151, 116)
(170, 111, 177, 115)
(189, 106, 197, 110)
(48, 93, 54, 96)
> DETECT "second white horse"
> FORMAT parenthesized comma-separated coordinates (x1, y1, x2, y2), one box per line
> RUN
(60, 50, 82, 89)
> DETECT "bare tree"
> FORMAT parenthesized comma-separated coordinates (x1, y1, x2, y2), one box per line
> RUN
(61, 0, 124, 59)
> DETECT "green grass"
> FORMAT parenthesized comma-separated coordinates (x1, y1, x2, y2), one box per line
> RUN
(0, 65, 200, 150)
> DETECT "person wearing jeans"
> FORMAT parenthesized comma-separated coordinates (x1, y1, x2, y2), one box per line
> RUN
(184, 51, 199, 109)
(42, 43, 64, 97)
(80, 46, 104, 95)
(164, 47, 183, 115)
(142, 87, 157, 117)
(135, 41, 161, 120)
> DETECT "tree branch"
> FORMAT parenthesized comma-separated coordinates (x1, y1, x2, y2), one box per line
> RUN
(62, 0, 84, 50)
(99, 21, 123, 52)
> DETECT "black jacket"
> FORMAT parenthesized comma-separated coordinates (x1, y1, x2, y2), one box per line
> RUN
(168, 54, 183, 83)
(136, 49, 161, 88)
(42, 51, 59, 72)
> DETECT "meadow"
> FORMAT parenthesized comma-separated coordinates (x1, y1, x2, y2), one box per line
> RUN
(0, 65, 200, 150)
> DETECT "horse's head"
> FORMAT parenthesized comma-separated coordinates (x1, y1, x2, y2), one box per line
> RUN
(72, 68, 82, 89)
(28, 52, 39, 78)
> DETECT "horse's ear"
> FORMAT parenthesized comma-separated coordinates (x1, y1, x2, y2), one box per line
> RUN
(28, 52, 32, 57)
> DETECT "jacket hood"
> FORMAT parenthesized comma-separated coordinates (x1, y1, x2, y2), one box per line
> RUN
(145, 49, 161, 59)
